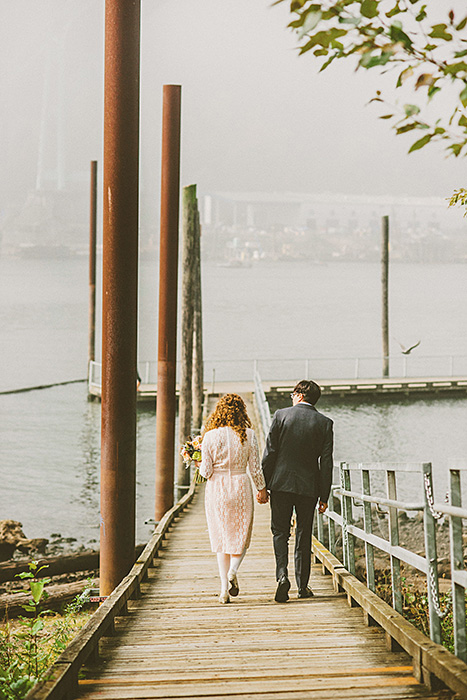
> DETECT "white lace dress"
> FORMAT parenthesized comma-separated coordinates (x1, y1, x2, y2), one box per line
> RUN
(199, 426, 266, 554)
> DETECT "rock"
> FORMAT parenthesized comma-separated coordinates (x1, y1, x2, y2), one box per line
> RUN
(0, 542, 16, 562)
(16, 538, 48, 555)
(0, 520, 48, 560)
(0, 520, 27, 543)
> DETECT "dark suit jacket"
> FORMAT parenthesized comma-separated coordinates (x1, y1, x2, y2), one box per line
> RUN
(262, 403, 334, 502)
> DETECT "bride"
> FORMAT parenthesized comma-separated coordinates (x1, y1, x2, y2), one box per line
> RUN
(198, 393, 268, 603)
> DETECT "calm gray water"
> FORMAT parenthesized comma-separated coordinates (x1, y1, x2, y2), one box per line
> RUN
(1, 257, 467, 546)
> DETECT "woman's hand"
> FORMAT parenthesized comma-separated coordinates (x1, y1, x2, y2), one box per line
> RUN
(256, 488, 269, 504)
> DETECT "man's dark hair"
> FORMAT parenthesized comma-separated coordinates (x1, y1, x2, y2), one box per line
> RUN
(293, 379, 321, 405)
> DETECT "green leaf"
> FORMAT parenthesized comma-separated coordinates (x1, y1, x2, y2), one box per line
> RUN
(298, 11, 323, 38)
(360, 52, 392, 68)
(299, 28, 346, 52)
(379, 114, 394, 119)
(30, 580, 45, 604)
(339, 16, 361, 25)
(456, 17, 467, 31)
(31, 619, 44, 635)
(404, 103, 420, 116)
(455, 50, 467, 58)
(460, 85, 467, 108)
(449, 143, 463, 156)
(361, 0, 378, 19)
(389, 23, 412, 48)
(416, 6, 427, 22)
(17, 572, 34, 579)
(386, 3, 403, 18)
(459, 114, 467, 128)
(427, 85, 441, 99)
(396, 123, 418, 134)
(428, 24, 453, 41)
(396, 66, 413, 87)
(408, 134, 432, 152)
(424, 44, 437, 52)
(444, 61, 467, 76)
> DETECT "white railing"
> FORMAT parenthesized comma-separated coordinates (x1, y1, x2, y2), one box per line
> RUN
(89, 355, 467, 393)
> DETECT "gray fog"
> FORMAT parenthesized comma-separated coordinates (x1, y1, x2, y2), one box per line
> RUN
(1, 0, 467, 243)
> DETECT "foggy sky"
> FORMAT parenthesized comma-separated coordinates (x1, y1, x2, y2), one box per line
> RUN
(1, 0, 467, 219)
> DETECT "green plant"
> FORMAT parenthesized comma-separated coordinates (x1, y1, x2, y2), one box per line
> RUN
(0, 563, 92, 700)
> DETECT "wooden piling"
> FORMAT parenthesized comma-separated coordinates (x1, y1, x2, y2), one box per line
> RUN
(382, 215, 389, 377)
(88, 160, 97, 380)
(177, 184, 198, 498)
(192, 207, 204, 434)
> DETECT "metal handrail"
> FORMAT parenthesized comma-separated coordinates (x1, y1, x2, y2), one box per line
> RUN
(335, 487, 424, 511)
(317, 463, 467, 662)
(253, 370, 272, 437)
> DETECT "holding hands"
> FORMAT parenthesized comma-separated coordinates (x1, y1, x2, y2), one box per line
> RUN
(256, 487, 269, 504)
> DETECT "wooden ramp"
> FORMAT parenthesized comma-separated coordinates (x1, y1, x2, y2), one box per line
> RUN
(77, 491, 450, 700)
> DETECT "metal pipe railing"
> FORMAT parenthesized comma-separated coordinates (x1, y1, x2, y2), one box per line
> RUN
(316, 463, 467, 661)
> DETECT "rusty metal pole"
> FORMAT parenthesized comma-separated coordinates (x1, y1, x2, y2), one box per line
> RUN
(88, 160, 98, 381)
(100, 0, 140, 596)
(382, 215, 389, 378)
(154, 85, 182, 522)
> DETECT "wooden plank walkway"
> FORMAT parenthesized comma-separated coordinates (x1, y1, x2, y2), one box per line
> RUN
(77, 491, 451, 700)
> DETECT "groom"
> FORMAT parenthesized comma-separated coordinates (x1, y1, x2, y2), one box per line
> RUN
(259, 379, 334, 602)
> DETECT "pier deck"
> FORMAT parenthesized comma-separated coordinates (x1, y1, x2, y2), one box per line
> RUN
(77, 489, 450, 700)
(88, 376, 467, 402)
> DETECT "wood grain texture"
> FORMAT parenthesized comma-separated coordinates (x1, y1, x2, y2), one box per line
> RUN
(77, 489, 452, 700)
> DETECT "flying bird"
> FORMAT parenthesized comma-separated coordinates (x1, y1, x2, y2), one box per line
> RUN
(396, 339, 421, 355)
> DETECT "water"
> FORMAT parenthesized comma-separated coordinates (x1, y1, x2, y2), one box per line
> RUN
(1, 257, 467, 546)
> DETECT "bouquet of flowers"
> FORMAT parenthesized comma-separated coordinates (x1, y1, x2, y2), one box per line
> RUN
(180, 435, 206, 484)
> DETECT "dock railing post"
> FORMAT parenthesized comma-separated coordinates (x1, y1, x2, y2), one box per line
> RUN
(100, 0, 140, 596)
(386, 469, 402, 613)
(450, 468, 467, 661)
(422, 462, 442, 644)
(341, 463, 355, 574)
(362, 467, 375, 593)
(155, 85, 182, 522)
(328, 487, 336, 556)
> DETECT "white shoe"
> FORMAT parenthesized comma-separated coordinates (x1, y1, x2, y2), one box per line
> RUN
(228, 571, 239, 597)
(219, 591, 230, 604)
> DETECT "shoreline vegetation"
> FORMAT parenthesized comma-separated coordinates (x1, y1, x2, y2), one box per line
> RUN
(0, 562, 93, 700)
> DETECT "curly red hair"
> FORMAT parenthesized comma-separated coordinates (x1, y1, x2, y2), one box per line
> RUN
(203, 393, 252, 444)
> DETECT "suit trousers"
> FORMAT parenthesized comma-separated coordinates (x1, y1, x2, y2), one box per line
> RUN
(270, 490, 318, 589)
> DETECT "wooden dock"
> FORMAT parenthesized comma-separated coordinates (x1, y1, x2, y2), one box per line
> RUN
(88, 375, 467, 403)
(25, 391, 466, 700)
(76, 492, 452, 700)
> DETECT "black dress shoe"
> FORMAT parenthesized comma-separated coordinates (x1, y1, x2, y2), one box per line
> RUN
(297, 586, 314, 599)
(275, 575, 291, 603)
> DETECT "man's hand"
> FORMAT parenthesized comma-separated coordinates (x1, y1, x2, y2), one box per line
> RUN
(318, 500, 328, 514)
(256, 488, 269, 504)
